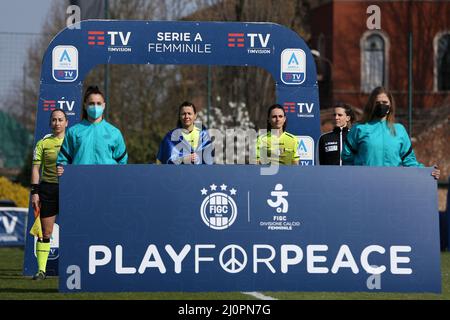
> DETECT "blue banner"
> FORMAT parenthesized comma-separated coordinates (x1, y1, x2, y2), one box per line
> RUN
(0, 208, 27, 246)
(59, 165, 440, 293)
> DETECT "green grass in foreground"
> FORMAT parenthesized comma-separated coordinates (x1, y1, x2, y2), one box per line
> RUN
(0, 247, 449, 300)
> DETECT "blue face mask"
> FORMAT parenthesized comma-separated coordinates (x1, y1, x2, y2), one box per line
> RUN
(87, 105, 104, 120)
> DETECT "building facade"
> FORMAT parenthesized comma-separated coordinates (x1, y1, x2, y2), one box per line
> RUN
(310, 0, 450, 119)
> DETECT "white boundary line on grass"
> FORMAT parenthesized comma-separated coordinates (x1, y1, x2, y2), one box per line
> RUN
(241, 291, 278, 300)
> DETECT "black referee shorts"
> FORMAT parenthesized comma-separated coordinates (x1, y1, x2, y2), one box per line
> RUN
(39, 182, 59, 218)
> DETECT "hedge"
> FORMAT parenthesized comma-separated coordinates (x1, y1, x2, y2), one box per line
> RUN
(0, 176, 30, 208)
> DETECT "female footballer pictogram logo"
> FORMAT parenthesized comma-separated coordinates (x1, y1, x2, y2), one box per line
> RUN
(200, 184, 237, 230)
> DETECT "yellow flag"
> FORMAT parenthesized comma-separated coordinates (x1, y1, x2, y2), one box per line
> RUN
(29, 208, 43, 239)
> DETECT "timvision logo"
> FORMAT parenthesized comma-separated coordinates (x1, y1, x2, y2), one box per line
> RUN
(87, 30, 132, 52)
(227, 32, 272, 54)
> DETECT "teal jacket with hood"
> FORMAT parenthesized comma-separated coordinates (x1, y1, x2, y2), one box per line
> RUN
(57, 119, 128, 165)
(342, 120, 423, 167)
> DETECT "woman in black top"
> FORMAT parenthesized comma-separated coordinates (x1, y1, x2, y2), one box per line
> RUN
(317, 103, 355, 165)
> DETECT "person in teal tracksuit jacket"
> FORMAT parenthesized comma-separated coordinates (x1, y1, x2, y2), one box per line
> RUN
(56, 86, 127, 175)
(342, 86, 440, 179)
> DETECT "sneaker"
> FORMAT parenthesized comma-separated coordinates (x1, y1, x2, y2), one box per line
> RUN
(32, 270, 46, 280)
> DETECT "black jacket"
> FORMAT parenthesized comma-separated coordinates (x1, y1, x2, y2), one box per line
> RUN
(317, 126, 349, 165)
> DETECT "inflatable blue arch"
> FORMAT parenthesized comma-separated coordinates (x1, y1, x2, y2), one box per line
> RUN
(24, 20, 321, 277)
(34, 20, 321, 151)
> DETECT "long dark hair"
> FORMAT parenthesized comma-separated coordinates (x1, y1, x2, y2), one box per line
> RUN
(362, 86, 396, 133)
(82, 86, 105, 120)
(176, 101, 197, 128)
(266, 104, 287, 132)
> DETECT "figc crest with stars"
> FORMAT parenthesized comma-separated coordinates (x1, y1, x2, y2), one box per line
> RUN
(200, 183, 237, 230)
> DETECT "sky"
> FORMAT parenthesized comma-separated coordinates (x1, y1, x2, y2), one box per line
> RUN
(0, 0, 54, 33)
(0, 0, 202, 105)
(0, 0, 54, 103)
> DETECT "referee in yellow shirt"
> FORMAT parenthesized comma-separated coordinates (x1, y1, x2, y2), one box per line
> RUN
(30, 109, 68, 280)
(257, 104, 300, 165)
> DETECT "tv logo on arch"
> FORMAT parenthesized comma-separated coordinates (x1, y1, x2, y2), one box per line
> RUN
(283, 102, 314, 118)
(297, 136, 314, 166)
(227, 33, 271, 54)
(41, 98, 76, 116)
(52, 45, 78, 82)
(281, 49, 306, 85)
(88, 31, 132, 52)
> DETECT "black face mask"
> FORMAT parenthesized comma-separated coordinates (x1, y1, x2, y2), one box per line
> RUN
(374, 102, 390, 118)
